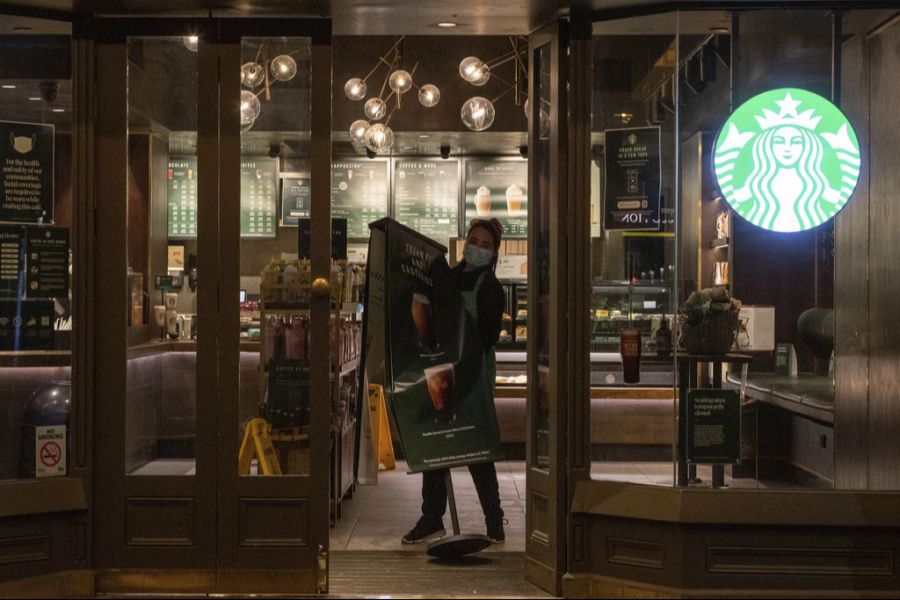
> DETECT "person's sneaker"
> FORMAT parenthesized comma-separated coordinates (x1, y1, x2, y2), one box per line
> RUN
(401, 518, 446, 544)
(486, 518, 507, 543)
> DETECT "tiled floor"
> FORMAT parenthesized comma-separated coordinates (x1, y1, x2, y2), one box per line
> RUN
(331, 460, 527, 552)
(590, 461, 831, 489)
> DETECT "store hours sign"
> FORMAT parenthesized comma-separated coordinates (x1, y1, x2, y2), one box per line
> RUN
(714, 88, 861, 233)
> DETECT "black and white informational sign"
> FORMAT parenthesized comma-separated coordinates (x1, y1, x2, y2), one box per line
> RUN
(603, 127, 661, 231)
(0, 121, 54, 223)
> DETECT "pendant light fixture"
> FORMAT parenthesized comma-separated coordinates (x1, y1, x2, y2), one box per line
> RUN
(459, 36, 535, 132)
(342, 36, 440, 152)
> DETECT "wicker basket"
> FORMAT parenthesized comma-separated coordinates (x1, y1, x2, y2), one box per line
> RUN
(680, 311, 740, 355)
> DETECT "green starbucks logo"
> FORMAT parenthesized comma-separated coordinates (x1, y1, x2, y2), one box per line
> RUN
(714, 88, 860, 232)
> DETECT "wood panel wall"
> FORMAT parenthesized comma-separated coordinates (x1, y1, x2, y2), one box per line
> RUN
(834, 16, 900, 490)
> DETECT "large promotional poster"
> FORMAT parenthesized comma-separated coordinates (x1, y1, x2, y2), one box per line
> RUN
(603, 126, 661, 231)
(367, 218, 504, 473)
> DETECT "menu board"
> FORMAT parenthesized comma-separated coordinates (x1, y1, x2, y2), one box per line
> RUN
(281, 175, 311, 225)
(241, 158, 278, 238)
(393, 159, 460, 243)
(332, 160, 389, 239)
(463, 159, 528, 238)
(0, 121, 54, 223)
(167, 156, 197, 238)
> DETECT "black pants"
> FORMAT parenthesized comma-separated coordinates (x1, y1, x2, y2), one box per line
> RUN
(421, 462, 503, 525)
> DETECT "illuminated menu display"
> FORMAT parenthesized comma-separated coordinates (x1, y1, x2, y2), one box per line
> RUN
(240, 158, 278, 238)
(332, 160, 389, 238)
(167, 157, 197, 238)
(393, 159, 459, 244)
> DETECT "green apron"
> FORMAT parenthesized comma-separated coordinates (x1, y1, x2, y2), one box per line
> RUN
(460, 271, 497, 395)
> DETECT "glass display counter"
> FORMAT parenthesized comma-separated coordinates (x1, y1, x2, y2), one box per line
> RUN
(590, 281, 674, 354)
(498, 281, 527, 351)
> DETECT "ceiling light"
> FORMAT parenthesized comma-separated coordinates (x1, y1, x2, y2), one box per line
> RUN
(418, 84, 440, 107)
(2, 85, 16, 89)
(183, 36, 199, 52)
(52, 108, 65, 113)
(437, 22, 457, 28)
(461, 96, 496, 131)
(270, 55, 297, 82)
(28, 97, 41, 101)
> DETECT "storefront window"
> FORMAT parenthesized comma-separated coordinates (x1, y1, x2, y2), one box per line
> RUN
(0, 28, 75, 481)
(590, 8, 900, 491)
(125, 36, 198, 476)
(589, 13, 679, 484)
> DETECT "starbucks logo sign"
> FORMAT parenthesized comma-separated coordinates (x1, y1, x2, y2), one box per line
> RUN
(714, 88, 860, 233)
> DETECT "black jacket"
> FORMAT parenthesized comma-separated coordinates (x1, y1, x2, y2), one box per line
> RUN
(451, 263, 505, 349)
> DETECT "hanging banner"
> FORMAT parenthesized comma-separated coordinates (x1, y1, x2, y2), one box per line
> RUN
(366, 218, 504, 473)
(0, 121, 55, 224)
(603, 126, 662, 231)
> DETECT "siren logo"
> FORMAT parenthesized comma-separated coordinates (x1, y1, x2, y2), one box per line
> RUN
(714, 88, 860, 233)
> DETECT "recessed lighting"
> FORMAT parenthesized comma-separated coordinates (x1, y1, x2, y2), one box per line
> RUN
(418, 134, 431, 139)
(28, 97, 41, 101)
(436, 22, 457, 28)
(52, 108, 65, 113)
(710, 27, 730, 34)
(2, 85, 16, 89)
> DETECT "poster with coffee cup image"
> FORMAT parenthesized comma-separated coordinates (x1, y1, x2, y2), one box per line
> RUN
(368, 218, 504, 473)
(464, 159, 528, 238)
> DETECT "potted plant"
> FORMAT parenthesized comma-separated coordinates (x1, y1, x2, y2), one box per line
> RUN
(678, 287, 742, 355)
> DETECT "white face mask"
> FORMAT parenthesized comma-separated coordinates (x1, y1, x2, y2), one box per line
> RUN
(463, 243, 494, 268)
(10, 133, 35, 154)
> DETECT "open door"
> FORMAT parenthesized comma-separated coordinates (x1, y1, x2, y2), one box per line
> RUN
(525, 20, 569, 595)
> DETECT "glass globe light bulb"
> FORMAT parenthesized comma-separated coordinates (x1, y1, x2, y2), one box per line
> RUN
(460, 96, 496, 132)
(365, 123, 394, 152)
(389, 69, 413, 94)
(183, 36, 199, 52)
(523, 98, 530, 117)
(459, 56, 490, 86)
(241, 62, 264, 89)
(270, 55, 297, 82)
(344, 78, 367, 101)
(349, 119, 370, 144)
(240, 90, 261, 126)
(364, 97, 387, 121)
(241, 121, 255, 134)
(459, 56, 482, 81)
(418, 84, 441, 108)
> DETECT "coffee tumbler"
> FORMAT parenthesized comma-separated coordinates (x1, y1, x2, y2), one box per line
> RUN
(620, 328, 642, 384)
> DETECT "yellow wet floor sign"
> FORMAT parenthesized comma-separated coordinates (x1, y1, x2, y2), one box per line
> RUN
(368, 384, 395, 471)
(238, 417, 282, 475)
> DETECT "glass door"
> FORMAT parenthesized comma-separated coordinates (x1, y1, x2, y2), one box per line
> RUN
(215, 23, 332, 591)
(525, 21, 570, 596)
(92, 20, 332, 593)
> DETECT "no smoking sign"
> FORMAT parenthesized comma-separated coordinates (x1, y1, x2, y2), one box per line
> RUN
(35, 426, 66, 477)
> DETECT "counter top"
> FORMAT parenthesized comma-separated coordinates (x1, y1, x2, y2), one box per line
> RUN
(0, 350, 71, 368)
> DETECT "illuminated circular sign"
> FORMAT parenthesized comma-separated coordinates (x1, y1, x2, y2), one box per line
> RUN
(714, 88, 860, 232)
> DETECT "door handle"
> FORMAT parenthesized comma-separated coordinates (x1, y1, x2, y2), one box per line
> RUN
(311, 277, 331, 297)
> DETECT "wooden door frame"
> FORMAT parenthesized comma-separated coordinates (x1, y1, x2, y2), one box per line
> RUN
(525, 19, 569, 596)
(91, 18, 333, 593)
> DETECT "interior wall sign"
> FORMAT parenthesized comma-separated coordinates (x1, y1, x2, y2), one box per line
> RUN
(714, 88, 860, 233)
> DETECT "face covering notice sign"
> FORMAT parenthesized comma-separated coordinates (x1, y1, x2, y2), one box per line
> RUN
(0, 121, 55, 223)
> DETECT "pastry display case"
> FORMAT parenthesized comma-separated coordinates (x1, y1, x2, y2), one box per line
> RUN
(590, 281, 674, 354)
